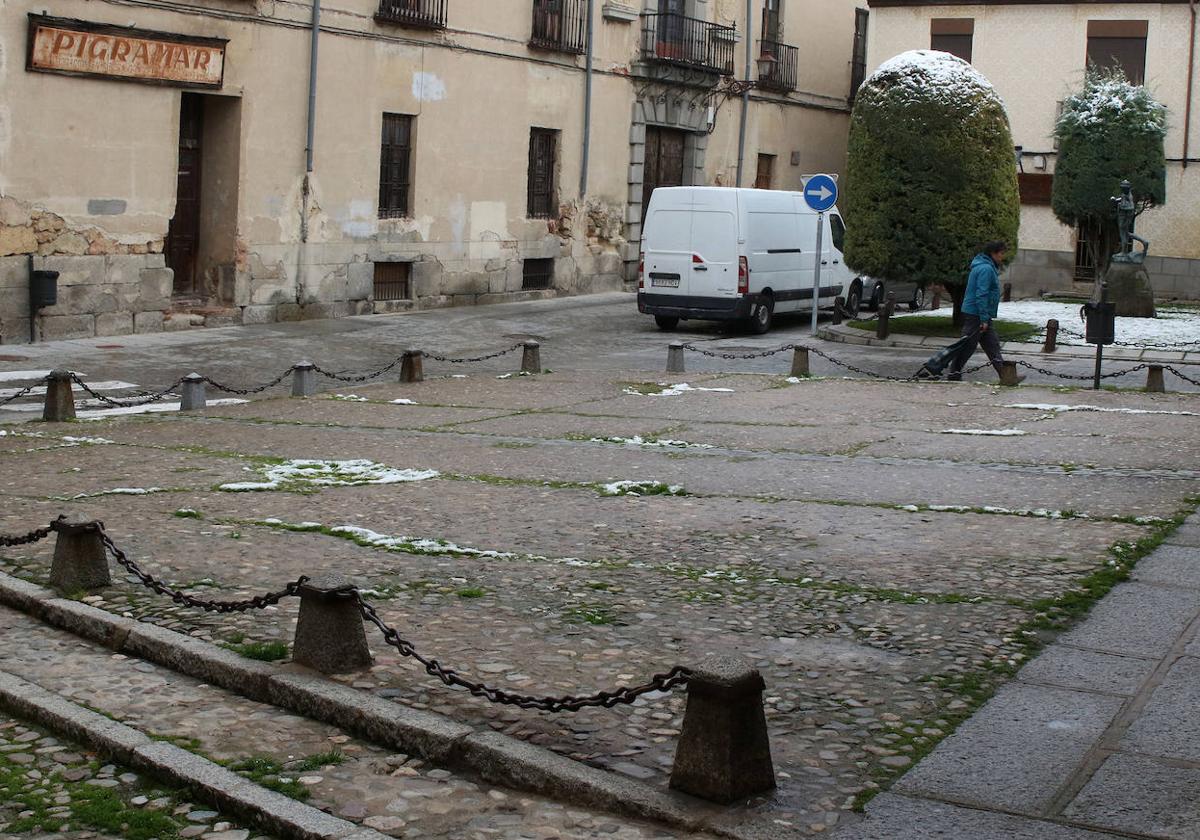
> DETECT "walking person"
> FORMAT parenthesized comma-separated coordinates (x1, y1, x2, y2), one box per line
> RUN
(945, 241, 1023, 384)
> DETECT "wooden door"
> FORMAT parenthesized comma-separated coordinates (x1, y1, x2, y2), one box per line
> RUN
(642, 127, 687, 222)
(167, 94, 204, 297)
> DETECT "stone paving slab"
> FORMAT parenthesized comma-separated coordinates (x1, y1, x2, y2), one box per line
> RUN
(1167, 521, 1200, 547)
(202, 399, 520, 431)
(1062, 753, 1200, 840)
(1119, 655, 1200, 762)
(1057, 582, 1200, 658)
(893, 682, 1124, 812)
(833, 793, 1121, 840)
(1015, 646, 1157, 696)
(1131, 544, 1200, 587)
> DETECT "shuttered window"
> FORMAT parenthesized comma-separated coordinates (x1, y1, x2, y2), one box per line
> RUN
(931, 18, 973, 63)
(379, 113, 413, 218)
(1087, 20, 1148, 85)
(528, 128, 559, 219)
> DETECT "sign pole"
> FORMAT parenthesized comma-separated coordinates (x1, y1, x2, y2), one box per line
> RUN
(811, 212, 824, 334)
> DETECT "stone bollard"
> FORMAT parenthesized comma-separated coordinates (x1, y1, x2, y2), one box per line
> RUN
(669, 654, 775, 804)
(42, 369, 76, 422)
(1146, 365, 1166, 393)
(666, 342, 686, 374)
(1003, 282, 1012, 302)
(790, 346, 810, 378)
(931, 289, 942, 310)
(999, 360, 1021, 387)
(521, 340, 542, 374)
(49, 517, 111, 593)
(875, 293, 895, 341)
(292, 361, 317, 397)
(292, 575, 373, 674)
(831, 296, 845, 326)
(180, 373, 207, 411)
(1043, 319, 1059, 354)
(399, 350, 424, 384)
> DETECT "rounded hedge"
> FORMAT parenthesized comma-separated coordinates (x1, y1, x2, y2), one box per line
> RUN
(843, 50, 1020, 291)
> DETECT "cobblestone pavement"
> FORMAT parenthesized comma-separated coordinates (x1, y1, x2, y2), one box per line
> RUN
(0, 606, 699, 840)
(0, 707, 265, 840)
(1, 369, 1198, 837)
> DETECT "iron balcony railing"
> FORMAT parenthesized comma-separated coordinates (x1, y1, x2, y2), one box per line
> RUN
(530, 0, 587, 55)
(641, 13, 736, 75)
(375, 0, 447, 28)
(756, 39, 798, 92)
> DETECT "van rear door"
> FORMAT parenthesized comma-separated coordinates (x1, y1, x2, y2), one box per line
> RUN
(643, 190, 695, 298)
(688, 192, 739, 301)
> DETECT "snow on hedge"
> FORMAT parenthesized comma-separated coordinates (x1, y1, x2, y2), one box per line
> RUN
(1056, 73, 1166, 136)
(869, 50, 999, 111)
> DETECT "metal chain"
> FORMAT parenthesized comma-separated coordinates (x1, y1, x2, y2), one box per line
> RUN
(69, 373, 184, 407)
(1055, 325, 1200, 350)
(1015, 360, 1151, 381)
(1164, 365, 1200, 387)
(201, 367, 295, 396)
(91, 525, 307, 613)
(680, 343, 795, 360)
(0, 380, 46, 407)
(0, 521, 57, 548)
(422, 343, 524, 364)
(357, 597, 691, 712)
(311, 356, 407, 383)
(800, 344, 990, 382)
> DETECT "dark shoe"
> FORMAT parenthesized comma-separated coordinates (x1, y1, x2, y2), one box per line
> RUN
(946, 371, 962, 382)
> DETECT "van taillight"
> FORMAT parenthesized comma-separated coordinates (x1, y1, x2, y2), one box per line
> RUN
(738, 256, 749, 294)
(638, 253, 645, 290)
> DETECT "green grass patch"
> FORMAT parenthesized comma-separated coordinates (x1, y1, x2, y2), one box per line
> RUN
(847, 315, 1039, 341)
(455, 587, 486, 599)
(225, 756, 309, 800)
(563, 604, 619, 625)
(290, 751, 346, 772)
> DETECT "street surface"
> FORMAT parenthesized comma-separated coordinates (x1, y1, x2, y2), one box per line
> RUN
(1, 292, 1199, 838)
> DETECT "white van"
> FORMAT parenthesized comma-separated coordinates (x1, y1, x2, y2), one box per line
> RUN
(637, 187, 863, 333)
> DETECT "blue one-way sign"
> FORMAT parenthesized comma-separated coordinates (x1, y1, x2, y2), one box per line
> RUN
(803, 174, 838, 212)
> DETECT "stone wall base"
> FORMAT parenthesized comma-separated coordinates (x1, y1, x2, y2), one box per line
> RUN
(1007, 248, 1200, 301)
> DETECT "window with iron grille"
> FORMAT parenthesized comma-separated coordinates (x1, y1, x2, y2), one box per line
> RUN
(527, 128, 558, 219)
(530, 0, 587, 54)
(849, 9, 868, 103)
(375, 0, 447, 28)
(374, 262, 412, 301)
(379, 113, 413, 218)
(931, 18, 973, 63)
(523, 258, 554, 290)
(754, 154, 775, 190)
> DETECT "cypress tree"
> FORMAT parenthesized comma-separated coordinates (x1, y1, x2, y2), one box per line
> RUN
(843, 50, 1020, 324)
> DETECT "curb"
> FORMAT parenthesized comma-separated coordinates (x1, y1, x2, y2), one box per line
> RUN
(0, 669, 388, 840)
(0, 571, 719, 835)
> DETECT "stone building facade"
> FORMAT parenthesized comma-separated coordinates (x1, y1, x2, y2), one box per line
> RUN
(0, 0, 866, 342)
(866, 0, 1200, 300)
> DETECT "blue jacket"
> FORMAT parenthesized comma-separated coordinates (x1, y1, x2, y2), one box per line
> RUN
(962, 253, 1001, 323)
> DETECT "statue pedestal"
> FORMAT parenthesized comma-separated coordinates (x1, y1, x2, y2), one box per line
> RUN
(1101, 261, 1156, 318)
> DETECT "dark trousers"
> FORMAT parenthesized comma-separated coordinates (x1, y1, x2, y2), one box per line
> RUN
(949, 314, 1004, 373)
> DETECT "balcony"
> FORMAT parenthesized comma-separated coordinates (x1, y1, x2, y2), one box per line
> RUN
(756, 39, 798, 92)
(375, 0, 446, 29)
(530, 0, 587, 55)
(641, 13, 736, 76)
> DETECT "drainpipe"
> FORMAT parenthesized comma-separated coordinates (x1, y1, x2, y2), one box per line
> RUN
(301, 0, 321, 242)
(1185, 0, 1197, 169)
(735, 0, 753, 186)
(579, 0, 595, 199)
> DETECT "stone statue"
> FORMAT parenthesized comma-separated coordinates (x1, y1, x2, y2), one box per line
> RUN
(1110, 179, 1150, 263)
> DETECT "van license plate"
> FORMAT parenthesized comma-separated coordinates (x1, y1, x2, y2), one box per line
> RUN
(651, 277, 680, 287)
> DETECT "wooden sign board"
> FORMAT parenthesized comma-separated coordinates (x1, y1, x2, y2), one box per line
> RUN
(27, 15, 227, 88)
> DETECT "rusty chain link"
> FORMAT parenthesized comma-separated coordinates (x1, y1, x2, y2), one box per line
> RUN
(0, 379, 47, 407)
(200, 368, 296, 396)
(312, 356, 407, 383)
(0, 520, 58, 548)
(680, 343, 795, 360)
(422, 343, 524, 364)
(1015, 360, 1151, 381)
(356, 596, 691, 711)
(1163, 365, 1200, 387)
(69, 373, 184, 408)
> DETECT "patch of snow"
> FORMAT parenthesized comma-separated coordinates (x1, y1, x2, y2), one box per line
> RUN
(591, 435, 714, 450)
(624, 382, 735, 397)
(77, 399, 247, 419)
(1006, 403, 1198, 416)
(868, 50, 1000, 113)
(599, 480, 684, 497)
(219, 459, 439, 492)
(940, 428, 1028, 436)
(496, 373, 514, 379)
(786, 377, 804, 384)
(333, 394, 369, 402)
(60, 435, 114, 445)
(390, 399, 418, 405)
(71, 487, 167, 499)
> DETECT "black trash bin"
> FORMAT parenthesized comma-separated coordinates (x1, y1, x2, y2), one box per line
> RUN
(30, 270, 59, 309)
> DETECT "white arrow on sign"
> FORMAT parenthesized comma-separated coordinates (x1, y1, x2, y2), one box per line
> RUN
(806, 184, 833, 201)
